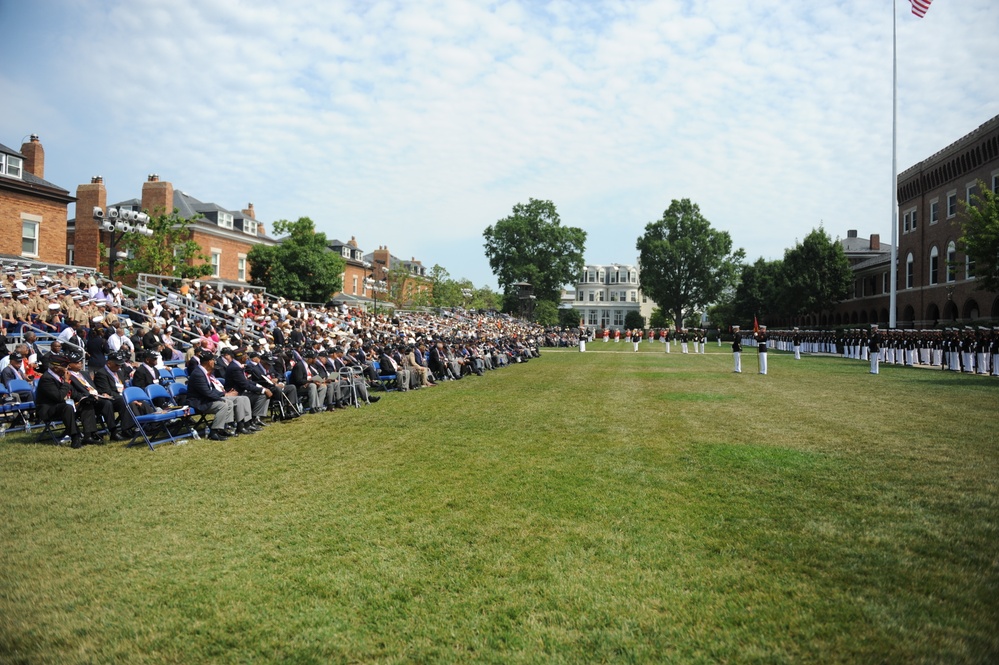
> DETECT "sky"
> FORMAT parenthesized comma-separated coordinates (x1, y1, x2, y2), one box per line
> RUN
(2, 0, 997, 290)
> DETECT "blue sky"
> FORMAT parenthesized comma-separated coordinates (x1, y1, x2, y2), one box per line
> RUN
(2, 0, 996, 290)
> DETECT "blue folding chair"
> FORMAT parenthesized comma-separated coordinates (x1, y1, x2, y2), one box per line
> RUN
(0, 384, 35, 435)
(371, 360, 397, 392)
(122, 386, 195, 450)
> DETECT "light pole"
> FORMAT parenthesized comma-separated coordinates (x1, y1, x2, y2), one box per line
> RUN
(92, 205, 154, 281)
(361, 261, 386, 313)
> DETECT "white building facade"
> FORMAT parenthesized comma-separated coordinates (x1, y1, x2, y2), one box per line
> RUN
(572, 263, 650, 331)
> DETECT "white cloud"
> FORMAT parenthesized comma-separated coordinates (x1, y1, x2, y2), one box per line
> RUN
(1, 0, 996, 288)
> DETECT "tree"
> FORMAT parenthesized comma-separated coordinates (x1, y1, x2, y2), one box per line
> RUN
(115, 210, 215, 280)
(558, 307, 582, 329)
(624, 310, 645, 330)
(471, 285, 502, 311)
(248, 217, 345, 303)
(636, 199, 745, 329)
(733, 258, 786, 325)
(957, 180, 999, 291)
(483, 198, 587, 303)
(649, 308, 671, 329)
(533, 300, 559, 326)
(428, 264, 462, 308)
(781, 227, 852, 318)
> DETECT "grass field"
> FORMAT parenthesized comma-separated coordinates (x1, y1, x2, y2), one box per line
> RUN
(1, 345, 997, 664)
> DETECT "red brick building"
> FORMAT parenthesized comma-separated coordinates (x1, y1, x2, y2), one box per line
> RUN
(363, 246, 431, 306)
(0, 135, 75, 263)
(69, 174, 277, 282)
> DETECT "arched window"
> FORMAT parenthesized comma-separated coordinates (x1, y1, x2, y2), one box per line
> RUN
(906, 253, 914, 289)
(928, 246, 939, 285)
(946, 242, 957, 282)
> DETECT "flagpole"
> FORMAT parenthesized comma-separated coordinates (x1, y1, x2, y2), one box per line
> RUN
(889, 0, 899, 329)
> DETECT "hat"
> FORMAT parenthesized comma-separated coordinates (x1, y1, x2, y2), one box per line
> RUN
(197, 349, 217, 362)
(91, 316, 104, 324)
(64, 349, 85, 363)
(9, 351, 22, 362)
(219, 347, 234, 356)
(732, 326, 740, 332)
(48, 303, 61, 311)
(142, 349, 160, 361)
(107, 349, 130, 363)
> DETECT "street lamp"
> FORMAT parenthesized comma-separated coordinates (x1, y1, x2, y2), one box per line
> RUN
(92, 204, 154, 280)
(361, 261, 386, 313)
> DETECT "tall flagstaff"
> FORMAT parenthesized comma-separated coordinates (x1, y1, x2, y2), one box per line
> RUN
(891, 0, 934, 328)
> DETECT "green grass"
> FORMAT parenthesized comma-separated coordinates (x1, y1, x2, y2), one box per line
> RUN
(1, 346, 997, 663)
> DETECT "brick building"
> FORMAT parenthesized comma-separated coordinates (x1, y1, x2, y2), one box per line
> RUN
(69, 174, 277, 282)
(362, 246, 431, 306)
(0, 135, 75, 263)
(814, 115, 999, 329)
(895, 114, 999, 325)
(328, 236, 372, 305)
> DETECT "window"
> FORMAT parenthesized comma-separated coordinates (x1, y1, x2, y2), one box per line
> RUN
(237, 255, 247, 282)
(67, 244, 75, 266)
(613, 310, 623, 326)
(598, 290, 605, 302)
(610, 271, 617, 284)
(966, 254, 975, 280)
(353, 275, 359, 295)
(903, 211, 911, 233)
(966, 182, 976, 206)
(243, 220, 257, 236)
(929, 246, 938, 285)
(342, 247, 350, 258)
(21, 216, 39, 256)
(911, 209, 917, 231)
(211, 249, 221, 277)
(609, 291, 617, 302)
(630, 271, 637, 284)
(993, 171, 999, 194)
(930, 199, 939, 224)
(588, 271, 595, 283)
(883, 272, 889, 293)
(217, 212, 233, 230)
(630, 291, 637, 302)
(576, 290, 582, 301)
(587, 310, 597, 325)
(1, 154, 23, 178)
(946, 242, 956, 282)
(905, 253, 913, 289)
(947, 191, 957, 218)
(598, 270, 605, 284)
(588, 291, 594, 302)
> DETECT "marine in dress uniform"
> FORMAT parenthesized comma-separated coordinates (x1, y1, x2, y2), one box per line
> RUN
(731, 326, 742, 373)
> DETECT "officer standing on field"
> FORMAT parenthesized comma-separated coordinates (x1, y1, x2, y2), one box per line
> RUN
(731, 326, 742, 373)
(756, 325, 768, 375)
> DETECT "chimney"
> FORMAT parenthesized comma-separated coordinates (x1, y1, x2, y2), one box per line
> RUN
(257, 222, 266, 236)
(74, 176, 108, 271)
(348, 236, 358, 248)
(20, 134, 44, 179)
(242, 202, 255, 219)
(141, 174, 174, 217)
(870, 234, 880, 251)
(847, 230, 858, 238)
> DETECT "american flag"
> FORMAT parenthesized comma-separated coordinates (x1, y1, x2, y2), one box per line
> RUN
(910, 0, 933, 18)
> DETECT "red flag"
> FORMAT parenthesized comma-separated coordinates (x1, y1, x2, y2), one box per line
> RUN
(910, 0, 932, 18)
(753, 316, 759, 333)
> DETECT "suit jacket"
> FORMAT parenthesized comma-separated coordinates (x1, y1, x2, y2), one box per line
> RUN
(186, 365, 225, 413)
(131, 363, 161, 390)
(245, 361, 277, 389)
(225, 360, 262, 395)
(35, 370, 73, 422)
(93, 365, 128, 398)
(289, 361, 313, 388)
(1, 363, 26, 388)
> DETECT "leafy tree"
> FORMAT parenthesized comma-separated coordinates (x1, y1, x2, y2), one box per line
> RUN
(533, 300, 560, 326)
(386, 263, 412, 307)
(957, 180, 999, 291)
(558, 307, 582, 329)
(248, 217, 345, 303)
(706, 284, 737, 330)
(483, 198, 587, 303)
(781, 227, 852, 317)
(471, 285, 502, 311)
(733, 258, 785, 325)
(649, 308, 671, 329)
(636, 199, 745, 329)
(115, 210, 214, 280)
(428, 264, 461, 308)
(624, 310, 645, 330)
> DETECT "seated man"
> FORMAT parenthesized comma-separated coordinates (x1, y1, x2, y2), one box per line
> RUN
(131, 350, 171, 406)
(224, 348, 271, 429)
(245, 349, 299, 419)
(93, 349, 154, 439)
(1, 351, 34, 402)
(35, 350, 103, 448)
(66, 350, 118, 442)
(185, 350, 245, 440)
(289, 348, 323, 414)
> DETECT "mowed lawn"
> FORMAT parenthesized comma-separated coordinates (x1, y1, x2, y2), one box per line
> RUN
(1, 345, 997, 664)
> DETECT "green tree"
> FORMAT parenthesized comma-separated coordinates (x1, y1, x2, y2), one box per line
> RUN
(957, 180, 999, 291)
(707, 284, 737, 330)
(624, 310, 645, 330)
(781, 227, 852, 318)
(471, 285, 502, 311)
(636, 199, 745, 329)
(649, 308, 671, 329)
(428, 264, 462, 308)
(483, 198, 587, 303)
(115, 210, 214, 280)
(558, 307, 582, 329)
(733, 258, 785, 325)
(533, 300, 559, 326)
(248, 217, 345, 303)
(386, 263, 411, 307)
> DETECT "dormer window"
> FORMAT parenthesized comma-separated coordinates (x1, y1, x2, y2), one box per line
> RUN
(342, 247, 350, 258)
(1, 154, 23, 179)
(242, 219, 257, 236)
(217, 211, 233, 229)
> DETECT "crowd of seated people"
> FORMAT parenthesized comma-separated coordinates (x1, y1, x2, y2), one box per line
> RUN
(0, 265, 562, 448)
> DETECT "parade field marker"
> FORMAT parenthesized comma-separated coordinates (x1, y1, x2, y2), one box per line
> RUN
(1, 347, 996, 663)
